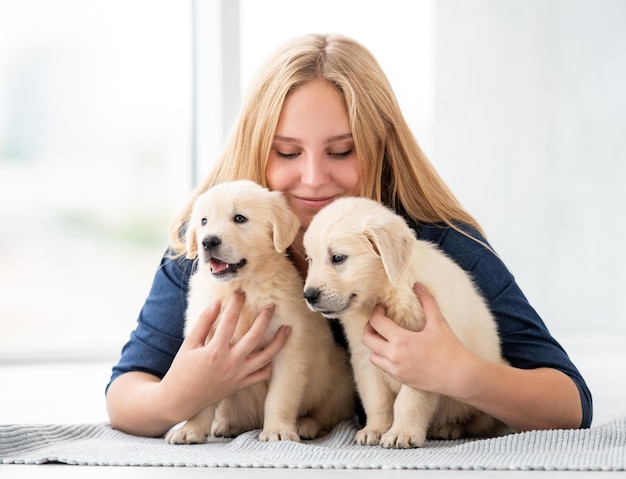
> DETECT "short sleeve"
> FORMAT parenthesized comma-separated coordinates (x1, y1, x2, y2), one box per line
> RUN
(106, 250, 195, 391)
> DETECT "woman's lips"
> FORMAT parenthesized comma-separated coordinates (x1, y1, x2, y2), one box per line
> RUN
(295, 195, 337, 209)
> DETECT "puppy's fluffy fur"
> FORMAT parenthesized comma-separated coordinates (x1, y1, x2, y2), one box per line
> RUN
(303, 197, 508, 449)
(166, 180, 354, 445)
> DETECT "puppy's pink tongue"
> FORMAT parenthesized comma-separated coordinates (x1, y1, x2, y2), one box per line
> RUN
(210, 258, 228, 273)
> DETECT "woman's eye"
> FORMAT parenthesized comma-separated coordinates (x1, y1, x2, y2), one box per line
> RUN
(201, 218, 207, 226)
(276, 150, 300, 159)
(331, 254, 346, 265)
(233, 214, 248, 224)
(329, 149, 353, 159)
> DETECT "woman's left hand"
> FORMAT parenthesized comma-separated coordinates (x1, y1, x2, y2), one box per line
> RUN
(362, 282, 584, 431)
(361, 282, 472, 397)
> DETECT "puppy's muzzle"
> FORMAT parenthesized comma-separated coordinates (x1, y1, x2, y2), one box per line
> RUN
(202, 235, 221, 251)
(303, 288, 321, 307)
(304, 288, 356, 319)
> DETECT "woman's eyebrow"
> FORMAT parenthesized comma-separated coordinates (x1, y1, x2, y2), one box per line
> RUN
(274, 135, 300, 143)
(324, 133, 353, 145)
(273, 133, 353, 144)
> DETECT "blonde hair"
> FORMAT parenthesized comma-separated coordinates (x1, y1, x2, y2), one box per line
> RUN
(169, 33, 484, 254)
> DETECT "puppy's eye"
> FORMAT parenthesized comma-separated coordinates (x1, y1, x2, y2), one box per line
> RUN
(233, 214, 248, 224)
(331, 254, 346, 265)
(201, 218, 207, 226)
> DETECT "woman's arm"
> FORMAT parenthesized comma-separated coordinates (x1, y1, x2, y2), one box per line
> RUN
(362, 283, 583, 432)
(106, 291, 290, 437)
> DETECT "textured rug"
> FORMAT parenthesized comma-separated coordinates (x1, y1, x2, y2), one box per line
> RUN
(1, 417, 625, 470)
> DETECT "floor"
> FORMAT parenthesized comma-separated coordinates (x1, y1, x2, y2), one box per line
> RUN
(1, 336, 625, 477)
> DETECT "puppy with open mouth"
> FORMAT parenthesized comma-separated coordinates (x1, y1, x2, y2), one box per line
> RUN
(303, 197, 509, 448)
(165, 180, 354, 445)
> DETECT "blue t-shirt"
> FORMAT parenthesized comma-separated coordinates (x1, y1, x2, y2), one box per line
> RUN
(107, 221, 593, 428)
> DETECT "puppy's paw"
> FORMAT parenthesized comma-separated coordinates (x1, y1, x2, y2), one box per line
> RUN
(258, 428, 300, 442)
(297, 417, 321, 440)
(165, 424, 208, 445)
(429, 421, 465, 440)
(212, 419, 244, 438)
(355, 427, 383, 446)
(380, 428, 426, 449)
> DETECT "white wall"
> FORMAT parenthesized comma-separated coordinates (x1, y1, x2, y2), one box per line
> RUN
(434, 0, 626, 336)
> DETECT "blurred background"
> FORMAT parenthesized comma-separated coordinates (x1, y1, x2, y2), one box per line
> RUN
(1, 0, 625, 364)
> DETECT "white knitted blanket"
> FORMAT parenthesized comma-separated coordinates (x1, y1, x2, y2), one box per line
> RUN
(1, 417, 625, 470)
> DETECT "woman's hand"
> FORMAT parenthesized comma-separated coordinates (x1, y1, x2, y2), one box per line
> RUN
(362, 283, 471, 396)
(161, 290, 291, 421)
(361, 283, 583, 432)
(107, 290, 290, 437)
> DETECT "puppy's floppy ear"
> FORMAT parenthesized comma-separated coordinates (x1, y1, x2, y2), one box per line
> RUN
(365, 213, 414, 286)
(270, 191, 300, 252)
(185, 215, 199, 260)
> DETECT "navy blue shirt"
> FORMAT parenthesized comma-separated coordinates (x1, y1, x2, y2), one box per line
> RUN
(108, 221, 593, 429)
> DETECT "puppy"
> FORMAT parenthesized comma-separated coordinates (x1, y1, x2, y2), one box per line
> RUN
(166, 180, 354, 445)
(303, 197, 508, 449)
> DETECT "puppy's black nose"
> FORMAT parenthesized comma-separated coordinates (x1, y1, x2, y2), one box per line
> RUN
(202, 235, 221, 251)
(303, 288, 320, 305)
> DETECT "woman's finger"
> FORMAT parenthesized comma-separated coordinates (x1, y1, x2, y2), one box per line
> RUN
(211, 290, 245, 345)
(367, 304, 398, 341)
(234, 303, 276, 355)
(413, 282, 443, 327)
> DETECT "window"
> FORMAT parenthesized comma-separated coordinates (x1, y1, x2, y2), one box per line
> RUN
(0, 1, 192, 358)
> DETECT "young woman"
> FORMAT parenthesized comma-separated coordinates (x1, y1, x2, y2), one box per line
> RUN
(106, 33, 592, 438)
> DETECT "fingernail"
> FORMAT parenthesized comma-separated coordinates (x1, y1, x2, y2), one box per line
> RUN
(414, 282, 426, 292)
(266, 304, 276, 313)
(282, 325, 291, 336)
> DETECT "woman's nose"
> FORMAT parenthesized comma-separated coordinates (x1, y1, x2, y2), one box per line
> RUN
(301, 154, 329, 186)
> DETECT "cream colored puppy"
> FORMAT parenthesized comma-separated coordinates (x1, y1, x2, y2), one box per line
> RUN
(303, 197, 508, 449)
(166, 180, 354, 445)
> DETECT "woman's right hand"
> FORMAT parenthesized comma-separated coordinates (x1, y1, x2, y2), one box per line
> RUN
(161, 290, 290, 421)
(106, 290, 290, 437)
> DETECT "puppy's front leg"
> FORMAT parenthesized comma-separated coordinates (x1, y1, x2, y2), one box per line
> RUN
(354, 365, 395, 446)
(165, 403, 217, 445)
(380, 386, 438, 448)
(258, 341, 303, 442)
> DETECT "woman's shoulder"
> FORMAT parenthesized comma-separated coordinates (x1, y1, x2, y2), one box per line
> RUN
(404, 218, 516, 299)
(158, 248, 197, 285)
(415, 221, 486, 247)
(406, 219, 495, 270)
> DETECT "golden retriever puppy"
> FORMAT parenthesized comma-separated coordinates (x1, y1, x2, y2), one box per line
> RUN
(166, 180, 354, 445)
(303, 197, 508, 449)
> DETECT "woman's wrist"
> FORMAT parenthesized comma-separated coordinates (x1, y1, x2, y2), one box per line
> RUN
(440, 351, 494, 403)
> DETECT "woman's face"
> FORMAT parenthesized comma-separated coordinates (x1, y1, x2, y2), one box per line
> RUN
(266, 79, 361, 231)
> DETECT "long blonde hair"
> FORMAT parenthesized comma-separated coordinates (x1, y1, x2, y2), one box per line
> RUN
(169, 33, 483, 254)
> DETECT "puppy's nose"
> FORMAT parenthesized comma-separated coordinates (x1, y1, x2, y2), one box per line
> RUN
(202, 235, 221, 251)
(303, 288, 320, 305)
